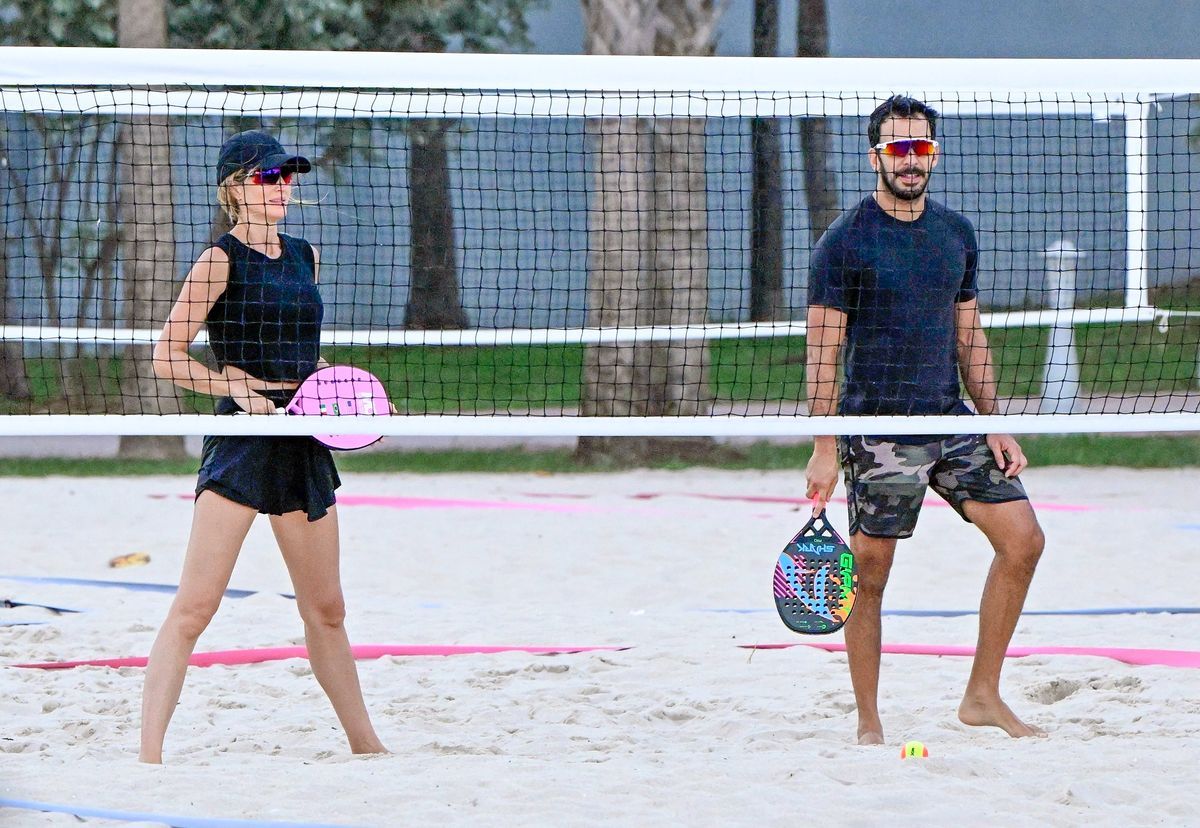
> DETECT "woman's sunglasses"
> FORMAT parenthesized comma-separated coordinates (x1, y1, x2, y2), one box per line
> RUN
(248, 167, 294, 185)
(873, 138, 939, 157)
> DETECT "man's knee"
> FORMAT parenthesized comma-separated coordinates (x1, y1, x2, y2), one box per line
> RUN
(997, 517, 1044, 572)
(850, 534, 898, 595)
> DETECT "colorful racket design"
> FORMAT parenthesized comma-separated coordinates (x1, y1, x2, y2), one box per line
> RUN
(772, 509, 858, 635)
(284, 365, 390, 451)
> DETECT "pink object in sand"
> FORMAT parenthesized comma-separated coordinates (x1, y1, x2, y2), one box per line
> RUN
(335, 494, 606, 513)
(285, 365, 390, 451)
(742, 641, 1200, 669)
(14, 643, 628, 670)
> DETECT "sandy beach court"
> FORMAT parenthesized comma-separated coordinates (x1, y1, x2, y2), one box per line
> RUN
(2, 465, 1199, 826)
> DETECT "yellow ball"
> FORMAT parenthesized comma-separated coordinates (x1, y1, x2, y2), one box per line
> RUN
(900, 740, 929, 759)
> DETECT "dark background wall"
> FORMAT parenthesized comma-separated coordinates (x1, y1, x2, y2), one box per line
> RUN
(527, 0, 1200, 58)
(7, 1, 1200, 334)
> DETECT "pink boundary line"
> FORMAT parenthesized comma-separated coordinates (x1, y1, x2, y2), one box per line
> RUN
(150, 493, 610, 513)
(335, 494, 609, 513)
(154, 491, 1095, 514)
(651, 493, 1096, 513)
(742, 642, 1200, 669)
(14, 643, 630, 670)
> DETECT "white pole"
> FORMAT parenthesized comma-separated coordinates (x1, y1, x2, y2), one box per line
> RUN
(1124, 101, 1152, 309)
(1040, 240, 1085, 414)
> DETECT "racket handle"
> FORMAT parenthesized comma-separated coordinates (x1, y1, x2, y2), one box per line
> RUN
(810, 495, 827, 517)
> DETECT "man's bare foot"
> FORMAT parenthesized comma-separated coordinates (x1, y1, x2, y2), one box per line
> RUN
(856, 717, 885, 745)
(857, 730, 885, 746)
(958, 694, 1045, 737)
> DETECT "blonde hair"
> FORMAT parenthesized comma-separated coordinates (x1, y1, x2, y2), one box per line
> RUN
(217, 173, 246, 224)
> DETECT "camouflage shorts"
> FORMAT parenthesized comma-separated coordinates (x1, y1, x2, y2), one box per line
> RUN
(838, 434, 1028, 539)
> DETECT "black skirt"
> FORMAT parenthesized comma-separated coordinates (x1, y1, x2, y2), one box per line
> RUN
(195, 396, 340, 522)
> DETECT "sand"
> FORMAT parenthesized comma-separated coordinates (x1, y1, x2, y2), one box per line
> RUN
(2, 465, 1199, 826)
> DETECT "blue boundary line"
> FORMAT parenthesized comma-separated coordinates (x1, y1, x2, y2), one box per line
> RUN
(0, 798, 363, 828)
(3, 598, 81, 614)
(0, 575, 294, 600)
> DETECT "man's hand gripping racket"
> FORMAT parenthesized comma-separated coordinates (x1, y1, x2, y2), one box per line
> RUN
(772, 495, 859, 635)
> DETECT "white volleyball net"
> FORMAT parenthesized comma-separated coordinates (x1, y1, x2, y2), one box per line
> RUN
(1, 48, 1199, 437)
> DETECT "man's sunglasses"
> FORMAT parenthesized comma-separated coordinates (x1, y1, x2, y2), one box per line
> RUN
(248, 167, 294, 185)
(873, 138, 939, 157)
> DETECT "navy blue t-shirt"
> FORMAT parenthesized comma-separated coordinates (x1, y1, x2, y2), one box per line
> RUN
(206, 232, 323, 391)
(808, 196, 977, 430)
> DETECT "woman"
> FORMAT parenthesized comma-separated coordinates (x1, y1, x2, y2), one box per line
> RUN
(140, 130, 387, 763)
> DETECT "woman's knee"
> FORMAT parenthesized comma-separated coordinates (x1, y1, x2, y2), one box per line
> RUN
(167, 599, 221, 641)
(299, 596, 346, 630)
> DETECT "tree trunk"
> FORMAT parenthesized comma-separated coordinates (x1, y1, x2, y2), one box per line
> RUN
(404, 119, 468, 329)
(0, 124, 31, 401)
(749, 0, 784, 321)
(116, 0, 186, 459)
(0, 250, 32, 402)
(577, 0, 722, 466)
(797, 0, 839, 245)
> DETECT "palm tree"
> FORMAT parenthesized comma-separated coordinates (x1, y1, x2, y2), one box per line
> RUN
(0, 251, 31, 402)
(0, 1, 121, 411)
(750, 0, 784, 321)
(116, 0, 186, 459)
(577, 0, 725, 465)
(404, 117, 469, 329)
(797, 0, 839, 245)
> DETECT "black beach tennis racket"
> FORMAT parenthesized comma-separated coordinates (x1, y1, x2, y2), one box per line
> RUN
(772, 506, 858, 635)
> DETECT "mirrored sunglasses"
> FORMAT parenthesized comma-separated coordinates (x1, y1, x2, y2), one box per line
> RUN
(873, 138, 939, 157)
(248, 167, 293, 185)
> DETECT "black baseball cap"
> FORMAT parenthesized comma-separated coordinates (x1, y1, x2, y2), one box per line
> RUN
(216, 130, 312, 185)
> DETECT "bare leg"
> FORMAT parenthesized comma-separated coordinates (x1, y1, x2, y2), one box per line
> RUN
(270, 506, 387, 755)
(958, 498, 1046, 737)
(843, 532, 898, 745)
(140, 491, 257, 763)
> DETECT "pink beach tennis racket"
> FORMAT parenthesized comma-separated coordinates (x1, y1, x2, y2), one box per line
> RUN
(285, 365, 391, 451)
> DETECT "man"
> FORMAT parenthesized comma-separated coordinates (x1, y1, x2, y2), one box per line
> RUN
(805, 95, 1045, 745)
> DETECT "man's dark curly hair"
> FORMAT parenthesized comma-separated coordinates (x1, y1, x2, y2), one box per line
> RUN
(868, 95, 939, 147)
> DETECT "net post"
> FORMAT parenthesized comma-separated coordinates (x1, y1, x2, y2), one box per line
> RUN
(1040, 240, 1084, 415)
(1123, 100, 1152, 310)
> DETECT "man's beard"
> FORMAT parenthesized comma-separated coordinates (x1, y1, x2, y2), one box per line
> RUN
(880, 166, 931, 201)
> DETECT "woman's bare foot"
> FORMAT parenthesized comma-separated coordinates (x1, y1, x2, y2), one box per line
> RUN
(350, 739, 390, 756)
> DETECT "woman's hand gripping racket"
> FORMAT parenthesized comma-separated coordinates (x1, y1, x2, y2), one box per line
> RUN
(772, 499, 858, 634)
(284, 365, 391, 451)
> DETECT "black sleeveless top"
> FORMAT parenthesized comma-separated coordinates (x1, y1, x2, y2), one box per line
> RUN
(206, 233, 323, 386)
(197, 232, 339, 522)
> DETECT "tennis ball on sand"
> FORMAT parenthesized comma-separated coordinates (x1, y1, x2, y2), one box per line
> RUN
(900, 741, 929, 759)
